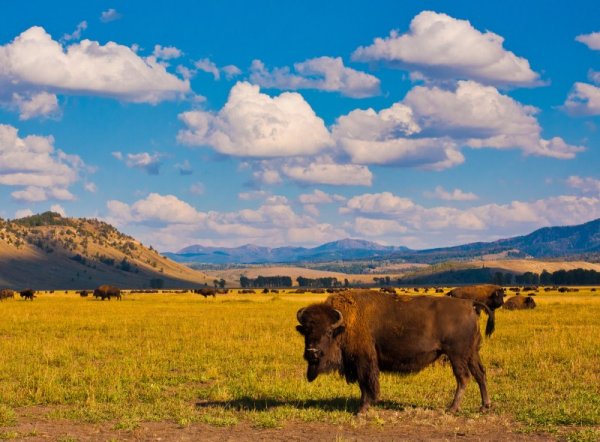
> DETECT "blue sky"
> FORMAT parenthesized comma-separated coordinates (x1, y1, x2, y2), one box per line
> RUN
(1, 1, 600, 251)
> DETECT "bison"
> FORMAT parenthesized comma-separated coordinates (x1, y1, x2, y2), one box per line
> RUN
(296, 290, 494, 414)
(19, 289, 35, 301)
(446, 284, 505, 311)
(195, 288, 216, 298)
(503, 295, 536, 310)
(93, 285, 121, 301)
(380, 286, 396, 294)
(0, 289, 15, 300)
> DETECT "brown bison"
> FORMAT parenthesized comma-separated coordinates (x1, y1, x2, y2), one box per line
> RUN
(19, 289, 36, 301)
(296, 290, 494, 414)
(93, 285, 121, 301)
(380, 286, 396, 294)
(446, 284, 505, 311)
(503, 295, 536, 310)
(0, 289, 15, 300)
(195, 288, 216, 298)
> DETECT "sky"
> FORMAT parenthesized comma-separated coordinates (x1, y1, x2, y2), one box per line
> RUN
(1, 0, 600, 252)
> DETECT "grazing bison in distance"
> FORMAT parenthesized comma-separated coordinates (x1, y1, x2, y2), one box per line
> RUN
(93, 285, 121, 301)
(20, 289, 35, 301)
(296, 290, 494, 414)
(446, 284, 505, 311)
(0, 289, 15, 300)
(194, 288, 216, 298)
(503, 295, 536, 310)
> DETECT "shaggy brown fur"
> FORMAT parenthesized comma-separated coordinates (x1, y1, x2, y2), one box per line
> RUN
(93, 285, 121, 301)
(446, 284, 505, 310)
(0, 289, 15, 300)
(503, 295, 536, 310)
(296, 290, 493, 414)
(19, 289, 35, 301)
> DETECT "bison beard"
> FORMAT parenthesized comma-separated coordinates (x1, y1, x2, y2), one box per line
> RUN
(296, 290, 494, 414)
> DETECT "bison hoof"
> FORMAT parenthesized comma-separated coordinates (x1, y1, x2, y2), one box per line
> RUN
(479, 403, 491, 413)
(445, 405, 459, 414)
(357, 405, 371, 415)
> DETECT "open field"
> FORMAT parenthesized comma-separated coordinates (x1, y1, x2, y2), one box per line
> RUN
(0, 289, 599, 441)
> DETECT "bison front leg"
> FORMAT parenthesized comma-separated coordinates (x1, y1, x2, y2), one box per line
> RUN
(356, 356, 380, 414)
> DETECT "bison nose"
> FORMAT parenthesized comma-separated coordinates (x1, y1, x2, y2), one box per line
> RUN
(304, 348, 320, 362)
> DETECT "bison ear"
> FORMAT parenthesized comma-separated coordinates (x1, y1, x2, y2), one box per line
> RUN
(296, 325, 305, 335)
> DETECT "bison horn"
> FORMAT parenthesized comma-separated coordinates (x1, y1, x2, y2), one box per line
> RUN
(331, 308, 344, 329)
(297, 307, 307, 323)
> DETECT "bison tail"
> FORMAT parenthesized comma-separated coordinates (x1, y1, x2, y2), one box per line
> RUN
(473, 301, 495, 337)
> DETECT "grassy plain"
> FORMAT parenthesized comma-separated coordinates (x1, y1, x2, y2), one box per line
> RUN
(0, 289, 598, 440)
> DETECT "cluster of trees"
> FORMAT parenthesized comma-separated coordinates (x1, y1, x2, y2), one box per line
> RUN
(239, 275, 293, 288)
(373, 276, 392, 286)
(296, 277, 348, 288)
(493, 268, 600, 285)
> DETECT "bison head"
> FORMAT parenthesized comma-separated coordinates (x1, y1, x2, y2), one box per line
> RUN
(490, 288, 505, 309)
(296, 305, 345, 382)
(525, 296, 537, 309)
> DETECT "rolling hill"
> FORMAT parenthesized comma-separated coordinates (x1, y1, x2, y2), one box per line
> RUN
(0, 212, 209, 290)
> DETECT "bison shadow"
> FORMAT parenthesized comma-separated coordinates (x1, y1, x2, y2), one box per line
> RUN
(195, 396, 431, 413)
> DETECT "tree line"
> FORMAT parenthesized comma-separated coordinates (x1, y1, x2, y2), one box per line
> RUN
(492, 268, 600, 286)
(239, 275, 293, 288)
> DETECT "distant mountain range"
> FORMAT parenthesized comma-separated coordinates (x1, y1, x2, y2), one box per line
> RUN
(166, 218, 600, 265)
(167, 238, 411, 264)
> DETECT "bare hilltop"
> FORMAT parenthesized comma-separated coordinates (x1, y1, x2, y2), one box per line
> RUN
(0, 211, 209, 290)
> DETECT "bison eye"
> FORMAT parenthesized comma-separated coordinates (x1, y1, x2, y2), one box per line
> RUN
(296, 325, 305, 335)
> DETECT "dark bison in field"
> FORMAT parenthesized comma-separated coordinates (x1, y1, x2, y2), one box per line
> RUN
(446, 284, 505, 311)
(296, 290, 494, 414)
(19, 289, 35, 301)
(194, 288, 216, 298)
(93, 285, 121, 301)
(0, 289, 15, 300)
(503, 295, 536, 310)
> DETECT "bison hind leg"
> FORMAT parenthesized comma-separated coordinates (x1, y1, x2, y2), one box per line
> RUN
(468, 351, 491, 412)
(446, 355, 470, 413)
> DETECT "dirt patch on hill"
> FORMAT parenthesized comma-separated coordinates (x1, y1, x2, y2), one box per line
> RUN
(1, 407, 559, 441)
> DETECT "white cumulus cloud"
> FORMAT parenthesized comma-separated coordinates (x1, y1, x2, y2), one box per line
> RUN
(112, 151, 163, 175)
(298, 189, 346, 204)
(576, 32, 600, 50)
(153, 45, 183, 60)
(11, 91, 59, 120)
(563, 82, 600, 116)
(424, 185, 478, 201)
(567, 176, 600, 195)
(250, 56, 381, 98)
(177, 81, 333, 157)
(100, 9, 122, 23)
(352, 11, 540, 87)
(341, 190, 600, 248)
(0, 26, 190, 114)
(0, 124, 83, 202)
